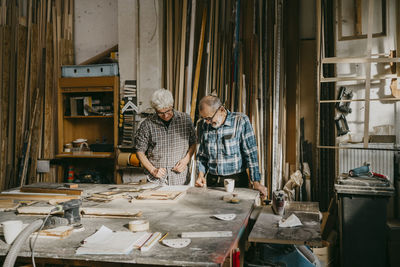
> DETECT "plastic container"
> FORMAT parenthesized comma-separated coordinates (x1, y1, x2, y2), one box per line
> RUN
(335, 175, 394, 267)
(61, 63, 119, 77)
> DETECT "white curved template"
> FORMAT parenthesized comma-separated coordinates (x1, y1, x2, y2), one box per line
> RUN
(162, 238, 191, 248)
(213, 214, 236, 221)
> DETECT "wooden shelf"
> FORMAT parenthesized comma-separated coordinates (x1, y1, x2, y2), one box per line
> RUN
(320, 74, 397, 83)
(57, 76, 120, 183)
(59, 76, 117, 87)
(56, 152, 114, 159)
(322, 56, 400, 64)
(61, 88, 113, 93)
(64, 116, 113, 119)
(319, 97, 400, 103)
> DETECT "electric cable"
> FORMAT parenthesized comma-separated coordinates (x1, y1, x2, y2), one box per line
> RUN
(30, 207, 59, 267)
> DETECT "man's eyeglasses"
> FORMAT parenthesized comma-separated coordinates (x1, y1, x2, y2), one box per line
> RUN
(202, 106, 222, 122)
(156, 108, 174, 116)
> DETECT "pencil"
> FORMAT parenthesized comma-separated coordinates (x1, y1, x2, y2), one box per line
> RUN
(159, 232, 169, 242)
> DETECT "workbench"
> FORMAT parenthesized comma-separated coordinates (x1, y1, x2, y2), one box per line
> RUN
(0, 184, 259, 267)
(248, 201, 322, 246)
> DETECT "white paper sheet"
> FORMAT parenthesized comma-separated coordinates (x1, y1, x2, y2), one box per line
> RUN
(76, 226, 150, 255)
(278, 213, 303, 228)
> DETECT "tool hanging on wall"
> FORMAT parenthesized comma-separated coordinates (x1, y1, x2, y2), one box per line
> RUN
(119, 80, 138, 147)
(335, 114, 350, 136)
(336, 86, 353, 114)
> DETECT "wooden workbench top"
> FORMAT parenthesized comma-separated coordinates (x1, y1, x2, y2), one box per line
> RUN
(248, 201, 322, 247)
(0, 184, 259, 266)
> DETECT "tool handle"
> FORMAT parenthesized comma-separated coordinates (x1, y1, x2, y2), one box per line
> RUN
(371, 172, 388, 179)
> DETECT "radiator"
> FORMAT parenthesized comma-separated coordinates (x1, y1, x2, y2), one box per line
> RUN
(339, 143, 395, 183)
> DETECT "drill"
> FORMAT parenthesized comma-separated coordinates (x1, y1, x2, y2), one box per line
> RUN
(349, 162, 371, 177)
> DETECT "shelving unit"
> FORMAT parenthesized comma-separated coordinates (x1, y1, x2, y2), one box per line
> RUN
(57, 76, 120, 183)
(317, 0, 400, 150)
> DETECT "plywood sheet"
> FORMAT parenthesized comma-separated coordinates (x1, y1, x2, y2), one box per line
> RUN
(132, 190, 186, 204)
(0, 200, 20, 211)
(17, 205, 54, 215)
(81, 207, 141, 218)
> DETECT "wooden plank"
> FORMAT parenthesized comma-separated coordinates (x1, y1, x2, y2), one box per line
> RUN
(15, 25, 28, 184)
(185, 0, 196, 114)
(0, 26, 11, 190)
(355, 0, 362, 35)
(59, 76, 117, 88)
(29, 38, 46, 183)
(81, 207, 141, 217)
(320, 98, 400, 103)
(363, 0, 374, 148)
(321, 74, 397, 82)
(397, 0, 400, 78)
(78, 45, 118, 65)
(205, 0, 214, 95)
(322, 56, 400, 64)
(0, 193, 79, 201)
(43, 21, 54, 182)
(133, 190, 186, 204)
(0, 200, 20, 211)
(7, 0, 17, 181)
(177, 0, 187, 112)
(19, 89, 39, 187)
(173, 0, 181, 108)
(167, 0, 173, 92)
(30, 24, 39, 108)
(211, 0, 219, 93)
(190, 8, 207, 121)
(21, 0, 33, 165)
(20, 187, 82, 196)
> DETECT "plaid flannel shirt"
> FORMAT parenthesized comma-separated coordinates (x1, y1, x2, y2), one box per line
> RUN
(197, 111, 261, 182)
(134, 111, 196, 185)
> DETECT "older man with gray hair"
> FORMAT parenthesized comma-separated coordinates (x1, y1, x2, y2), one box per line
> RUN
(195, 95, 267, 197)
(134, 89, 196, 185)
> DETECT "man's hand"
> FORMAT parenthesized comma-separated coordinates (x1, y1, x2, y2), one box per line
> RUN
(195, 174, 206, 187)
(172, 157, 189, 173)
(150, 168, 167, 179)
(253, 181, 267, 198)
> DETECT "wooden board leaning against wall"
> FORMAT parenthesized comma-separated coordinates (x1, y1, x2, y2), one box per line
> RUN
(0, 0, 74, 191)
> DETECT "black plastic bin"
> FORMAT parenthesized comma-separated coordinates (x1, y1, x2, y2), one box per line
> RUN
(335, 175, 394, 267)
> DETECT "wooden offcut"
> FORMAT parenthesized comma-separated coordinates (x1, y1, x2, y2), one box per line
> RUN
(133, 190, 186, 204)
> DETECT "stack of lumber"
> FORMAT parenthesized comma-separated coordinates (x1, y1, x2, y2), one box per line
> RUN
(163, 0, 279, 198)
(0, 0, 74, 190)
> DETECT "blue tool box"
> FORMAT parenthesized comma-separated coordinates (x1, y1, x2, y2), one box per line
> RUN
(61, 63, 119, 78)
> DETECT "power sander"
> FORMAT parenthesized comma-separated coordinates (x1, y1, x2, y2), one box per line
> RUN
(45, 199, 82, 228)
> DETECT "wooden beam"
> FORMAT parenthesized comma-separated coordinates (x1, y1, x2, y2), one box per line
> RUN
(355, 0, 362, 35)
(363, 0, 374, 148)
(320, 74, 397, 82)
(14, 25, 28, 185)
(0, 26, 11, 190)
(43, 21, 54, 182)
(185, 0, 196, 114)
(190, 8, 207, 121)
(397, 0, 400, 78)
(78, 45, 118, 65)
(322, 56, 400, 64)
(177, 0, 187, 112)
(20, 89, 39, 187)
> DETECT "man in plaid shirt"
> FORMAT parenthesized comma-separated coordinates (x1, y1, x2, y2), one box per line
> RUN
(195, 95, 267, 197)
(134, 89, 196, 185)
